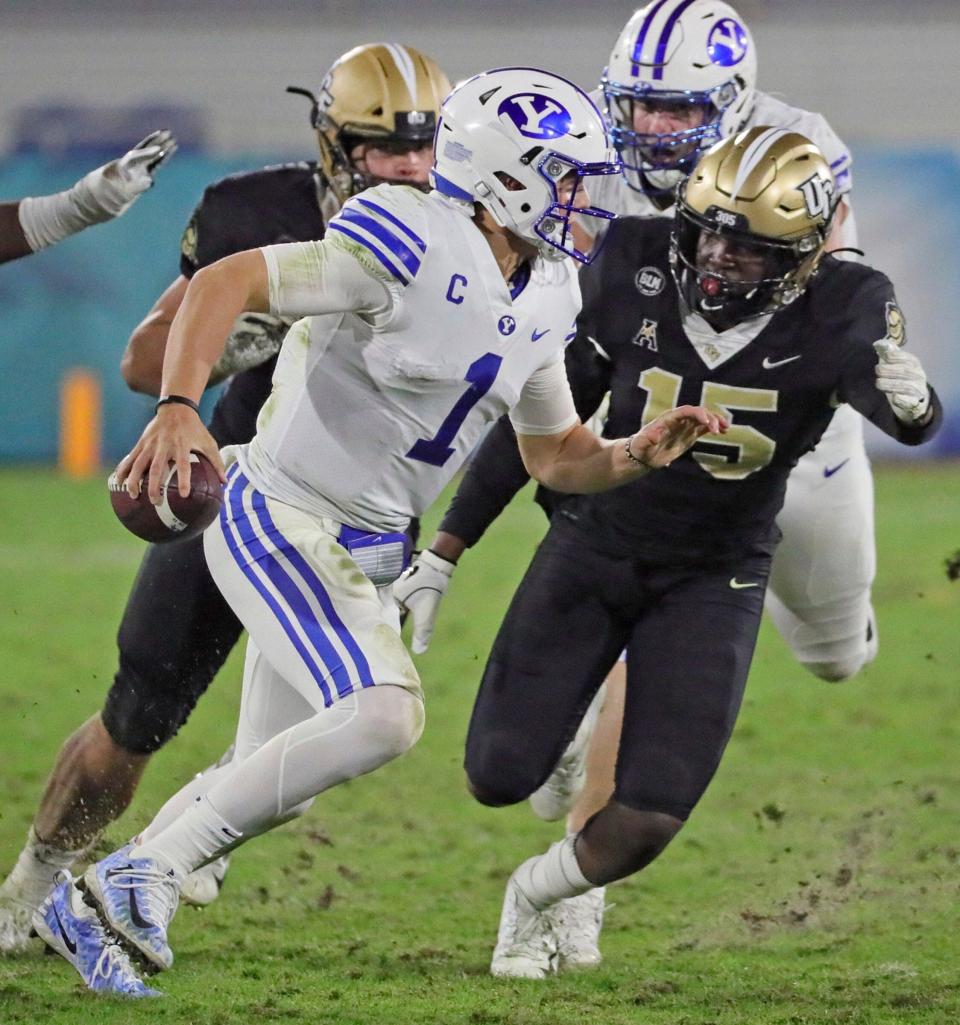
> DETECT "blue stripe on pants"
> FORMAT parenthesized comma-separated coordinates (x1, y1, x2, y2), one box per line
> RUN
(220, 471, 348, 705)
(248, 486, 374, 695)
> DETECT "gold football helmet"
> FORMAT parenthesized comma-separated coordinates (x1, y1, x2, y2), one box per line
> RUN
(671, 125, 837, 326)
(289, 43, 450, 204)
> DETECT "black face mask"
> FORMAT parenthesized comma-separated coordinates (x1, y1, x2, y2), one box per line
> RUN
(670, 206, 801, 330)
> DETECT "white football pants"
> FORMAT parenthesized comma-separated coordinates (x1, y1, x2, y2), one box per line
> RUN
(766, 404, 878, 681)
(138, 465, 424, 858)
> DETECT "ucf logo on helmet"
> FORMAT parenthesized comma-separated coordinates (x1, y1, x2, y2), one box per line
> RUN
(798, 172, 835, 219)
(498, 93, 572, 139)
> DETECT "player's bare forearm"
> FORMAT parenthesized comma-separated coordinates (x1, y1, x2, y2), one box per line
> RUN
(116, 250, 270, 503)
(160, 250, 270, 402)
(122, 275, 189, 395)
(0, 202, 34, 263)
(427, 531, 468, 564)
(519, 406, 727, 493)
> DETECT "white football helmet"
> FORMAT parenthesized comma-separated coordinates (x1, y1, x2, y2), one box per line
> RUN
(431, 67, 621, 263)
(602, 0, 757, 199)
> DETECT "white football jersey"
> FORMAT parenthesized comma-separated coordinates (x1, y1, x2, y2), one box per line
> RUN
(239, 184, 581, 533)
(590, 89, 857, 248)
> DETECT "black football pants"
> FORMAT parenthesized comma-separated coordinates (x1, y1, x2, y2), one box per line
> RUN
(465, 517, 771, 820)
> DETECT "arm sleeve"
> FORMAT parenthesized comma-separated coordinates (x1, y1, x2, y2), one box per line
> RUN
(789, 109, 853, 198)
(836, 275, 942, 445)
(179, 183, 239, 278)
(508, 354, 579, 436)
(261, 233, 395, 322)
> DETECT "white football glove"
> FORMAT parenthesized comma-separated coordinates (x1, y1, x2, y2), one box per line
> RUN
(85, 129, 179, 218)
(873, 338, 930, 423)
(19, 130, 178, 250)
(393, 549, 456, 654)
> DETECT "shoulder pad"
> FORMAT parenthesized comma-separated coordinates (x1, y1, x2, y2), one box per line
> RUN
(807, 257, 890, 321)
(604, 215, 671, 270)
(327, 184, 429, 287)
(751, 92, 851, 193)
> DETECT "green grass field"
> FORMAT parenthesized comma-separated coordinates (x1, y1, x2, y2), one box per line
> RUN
(0, 463, 958, 1024)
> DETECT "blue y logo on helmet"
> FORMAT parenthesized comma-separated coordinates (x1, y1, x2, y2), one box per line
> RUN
(707, 18, 748, 67)
(498, 93, 572, 139)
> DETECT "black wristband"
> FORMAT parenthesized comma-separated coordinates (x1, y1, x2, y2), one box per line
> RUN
(155, 394, 201, 417)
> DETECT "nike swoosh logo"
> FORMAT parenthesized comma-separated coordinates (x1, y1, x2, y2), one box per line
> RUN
(107, 866, 152, 930)
(823, 459, 850, 478)
(729, 578, 760, 589)
(762, 354, 801, 369)
(531, 328, 550, 342)
(52, 904, 78, 955)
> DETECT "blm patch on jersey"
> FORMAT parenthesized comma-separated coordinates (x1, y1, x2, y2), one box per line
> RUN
(635, 266, 665, 296)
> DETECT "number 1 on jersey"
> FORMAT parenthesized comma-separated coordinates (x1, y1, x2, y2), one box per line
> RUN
(406, 353, 504, 467)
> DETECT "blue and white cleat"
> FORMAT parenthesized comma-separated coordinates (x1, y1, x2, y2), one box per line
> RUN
(84, 848, 179, 971)
(33, 873, 160, 997)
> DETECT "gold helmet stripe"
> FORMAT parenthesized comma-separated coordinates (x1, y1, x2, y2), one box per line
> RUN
(729, 125, 790, 203)
(382, 42, 419, 107)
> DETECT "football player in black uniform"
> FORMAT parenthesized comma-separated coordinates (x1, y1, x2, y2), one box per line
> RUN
(0, 131, 176, 264)
(0, 43, 449, 950)
(396, 128, 941, 978)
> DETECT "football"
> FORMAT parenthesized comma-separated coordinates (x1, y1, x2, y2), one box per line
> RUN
(108, 451, 223, 543)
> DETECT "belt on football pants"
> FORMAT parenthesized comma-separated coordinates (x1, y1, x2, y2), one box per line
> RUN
(336, 525, 411, 587)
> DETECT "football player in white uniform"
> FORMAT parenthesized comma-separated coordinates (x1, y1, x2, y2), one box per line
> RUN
(33, 67, 725, 996)
(0, 131, 176, 263)
(0, 44, 451, 955)
(395, 0, 884, 970)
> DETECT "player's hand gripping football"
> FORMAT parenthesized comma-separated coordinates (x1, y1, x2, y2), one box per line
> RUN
(873, 338, 930, 423)
(628, 404, 728, 469)
(393, 550, 456, 654)
(115, 403, 226, 504)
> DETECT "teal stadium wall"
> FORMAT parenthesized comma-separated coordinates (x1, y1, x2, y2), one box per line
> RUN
(0, 148, 958, 463)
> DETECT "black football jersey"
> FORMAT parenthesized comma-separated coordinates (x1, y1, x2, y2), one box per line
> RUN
(179, 163, 327, 447)
(441, 216, 940, 566)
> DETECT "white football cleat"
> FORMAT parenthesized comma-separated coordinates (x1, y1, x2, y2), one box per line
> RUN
(548, 886, 605, 971)
(490, 862, 557, 979)
(0, 830, 84, 953)
(180, 855, 230, 908)
(0, 890, 37, 954)
(528, 688, 604, 822)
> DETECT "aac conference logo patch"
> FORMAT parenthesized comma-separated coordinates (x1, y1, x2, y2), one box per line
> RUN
(635, 265, 665, 296)
(498, 93, 572, 139)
